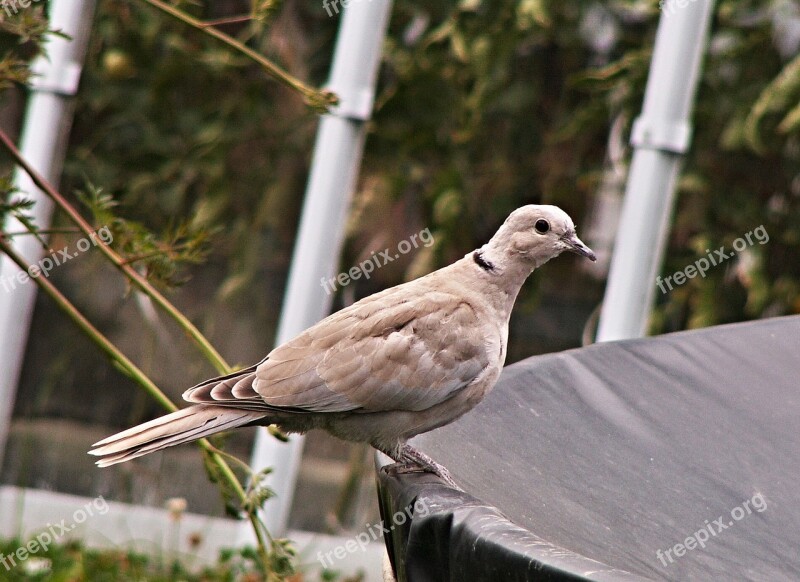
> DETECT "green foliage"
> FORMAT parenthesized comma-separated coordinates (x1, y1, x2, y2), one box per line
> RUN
(0, 5, 58, 90)
(0, 176, 51, 248)
(242, 467, 277, 516)
(63, 0, 327, 317)
(657, 0, 800, 329)
(1, 5, 325, 574)
(54, 0, 800, 337)
(0, 536, 311, 581)
(1, 3, 797, 344)
(367, 0, 800, 331)
(77, 182, 213, 289)
(0, 176, 32, 222)
(745, 52, 800, 151)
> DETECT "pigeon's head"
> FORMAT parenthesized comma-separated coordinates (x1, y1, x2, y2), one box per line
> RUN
(484, 205, 595, 271)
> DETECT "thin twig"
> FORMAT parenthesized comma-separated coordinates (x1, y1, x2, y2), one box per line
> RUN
(139, 0, 338, 112)
(120, 244, 195, 265)
(0, 237, 272, 571)
(2, 227, 82, 236)
(0, 129, 231, 375)
(0, 239, 176, 411)
(204, 442, 256, 475)
(200, 15, 252, 28)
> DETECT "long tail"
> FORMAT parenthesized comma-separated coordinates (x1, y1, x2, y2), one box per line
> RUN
(89, 406, 266, 467)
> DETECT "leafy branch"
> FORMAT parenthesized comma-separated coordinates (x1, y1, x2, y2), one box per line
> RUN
(0, 236, 291, 577)
(77, 182, 213, 288)
(0, 129, 297, 574)
(0, 5, 64, 90)
(0, 128, 232, 374)
(138, 0, 338, 113)
(744, 52, 800, 153)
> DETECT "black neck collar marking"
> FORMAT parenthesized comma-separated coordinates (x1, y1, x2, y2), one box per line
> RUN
(473, 250, 496, 273)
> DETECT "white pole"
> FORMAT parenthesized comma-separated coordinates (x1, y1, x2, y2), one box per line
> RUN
(596, 0, 716, 342)
(0, 0, 96, 470)
(242, 0, 393, 538)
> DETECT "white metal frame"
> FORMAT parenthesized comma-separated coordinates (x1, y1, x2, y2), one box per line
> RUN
(0, 0, 96, 471)
(596, 0, 716, 341)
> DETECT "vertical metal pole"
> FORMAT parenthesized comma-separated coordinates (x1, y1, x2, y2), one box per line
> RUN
(242, 0, 393, 537)
(0, 0, 96, 470)
(596, 0, 716, 342)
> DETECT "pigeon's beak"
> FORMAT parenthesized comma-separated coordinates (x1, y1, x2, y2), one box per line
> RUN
(563, 232, 596, 262)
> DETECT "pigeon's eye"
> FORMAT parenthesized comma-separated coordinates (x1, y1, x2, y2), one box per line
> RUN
(534, 219, 550, 234)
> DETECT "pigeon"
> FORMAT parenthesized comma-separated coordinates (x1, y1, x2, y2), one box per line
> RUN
(90, 205, 595, 486)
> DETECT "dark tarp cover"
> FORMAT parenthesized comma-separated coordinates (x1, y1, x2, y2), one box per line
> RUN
(377, 315, 800, 581)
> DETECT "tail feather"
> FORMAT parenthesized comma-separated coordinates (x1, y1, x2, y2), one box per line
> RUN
(89, 406, 266, 467)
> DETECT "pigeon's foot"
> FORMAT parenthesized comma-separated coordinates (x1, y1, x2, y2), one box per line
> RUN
(380, 444, 461, 490)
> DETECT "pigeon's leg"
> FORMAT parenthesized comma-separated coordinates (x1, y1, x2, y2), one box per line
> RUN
(379, 443, 459, 489)
(399, 445, 457, 487)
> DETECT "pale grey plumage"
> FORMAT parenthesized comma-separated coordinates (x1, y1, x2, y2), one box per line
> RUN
(90, 205, 595, 484)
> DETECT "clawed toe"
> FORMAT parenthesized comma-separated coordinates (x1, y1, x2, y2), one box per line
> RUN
(381, 459, 461, 490)
(382, 461, 414, 475)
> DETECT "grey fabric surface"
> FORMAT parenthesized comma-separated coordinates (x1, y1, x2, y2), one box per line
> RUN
(380, 315, 800, 581)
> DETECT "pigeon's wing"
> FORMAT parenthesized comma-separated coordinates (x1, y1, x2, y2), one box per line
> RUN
(184, 272, 496, 414)
(253, 285, 494, 413)
(182, 359, 282, 412)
